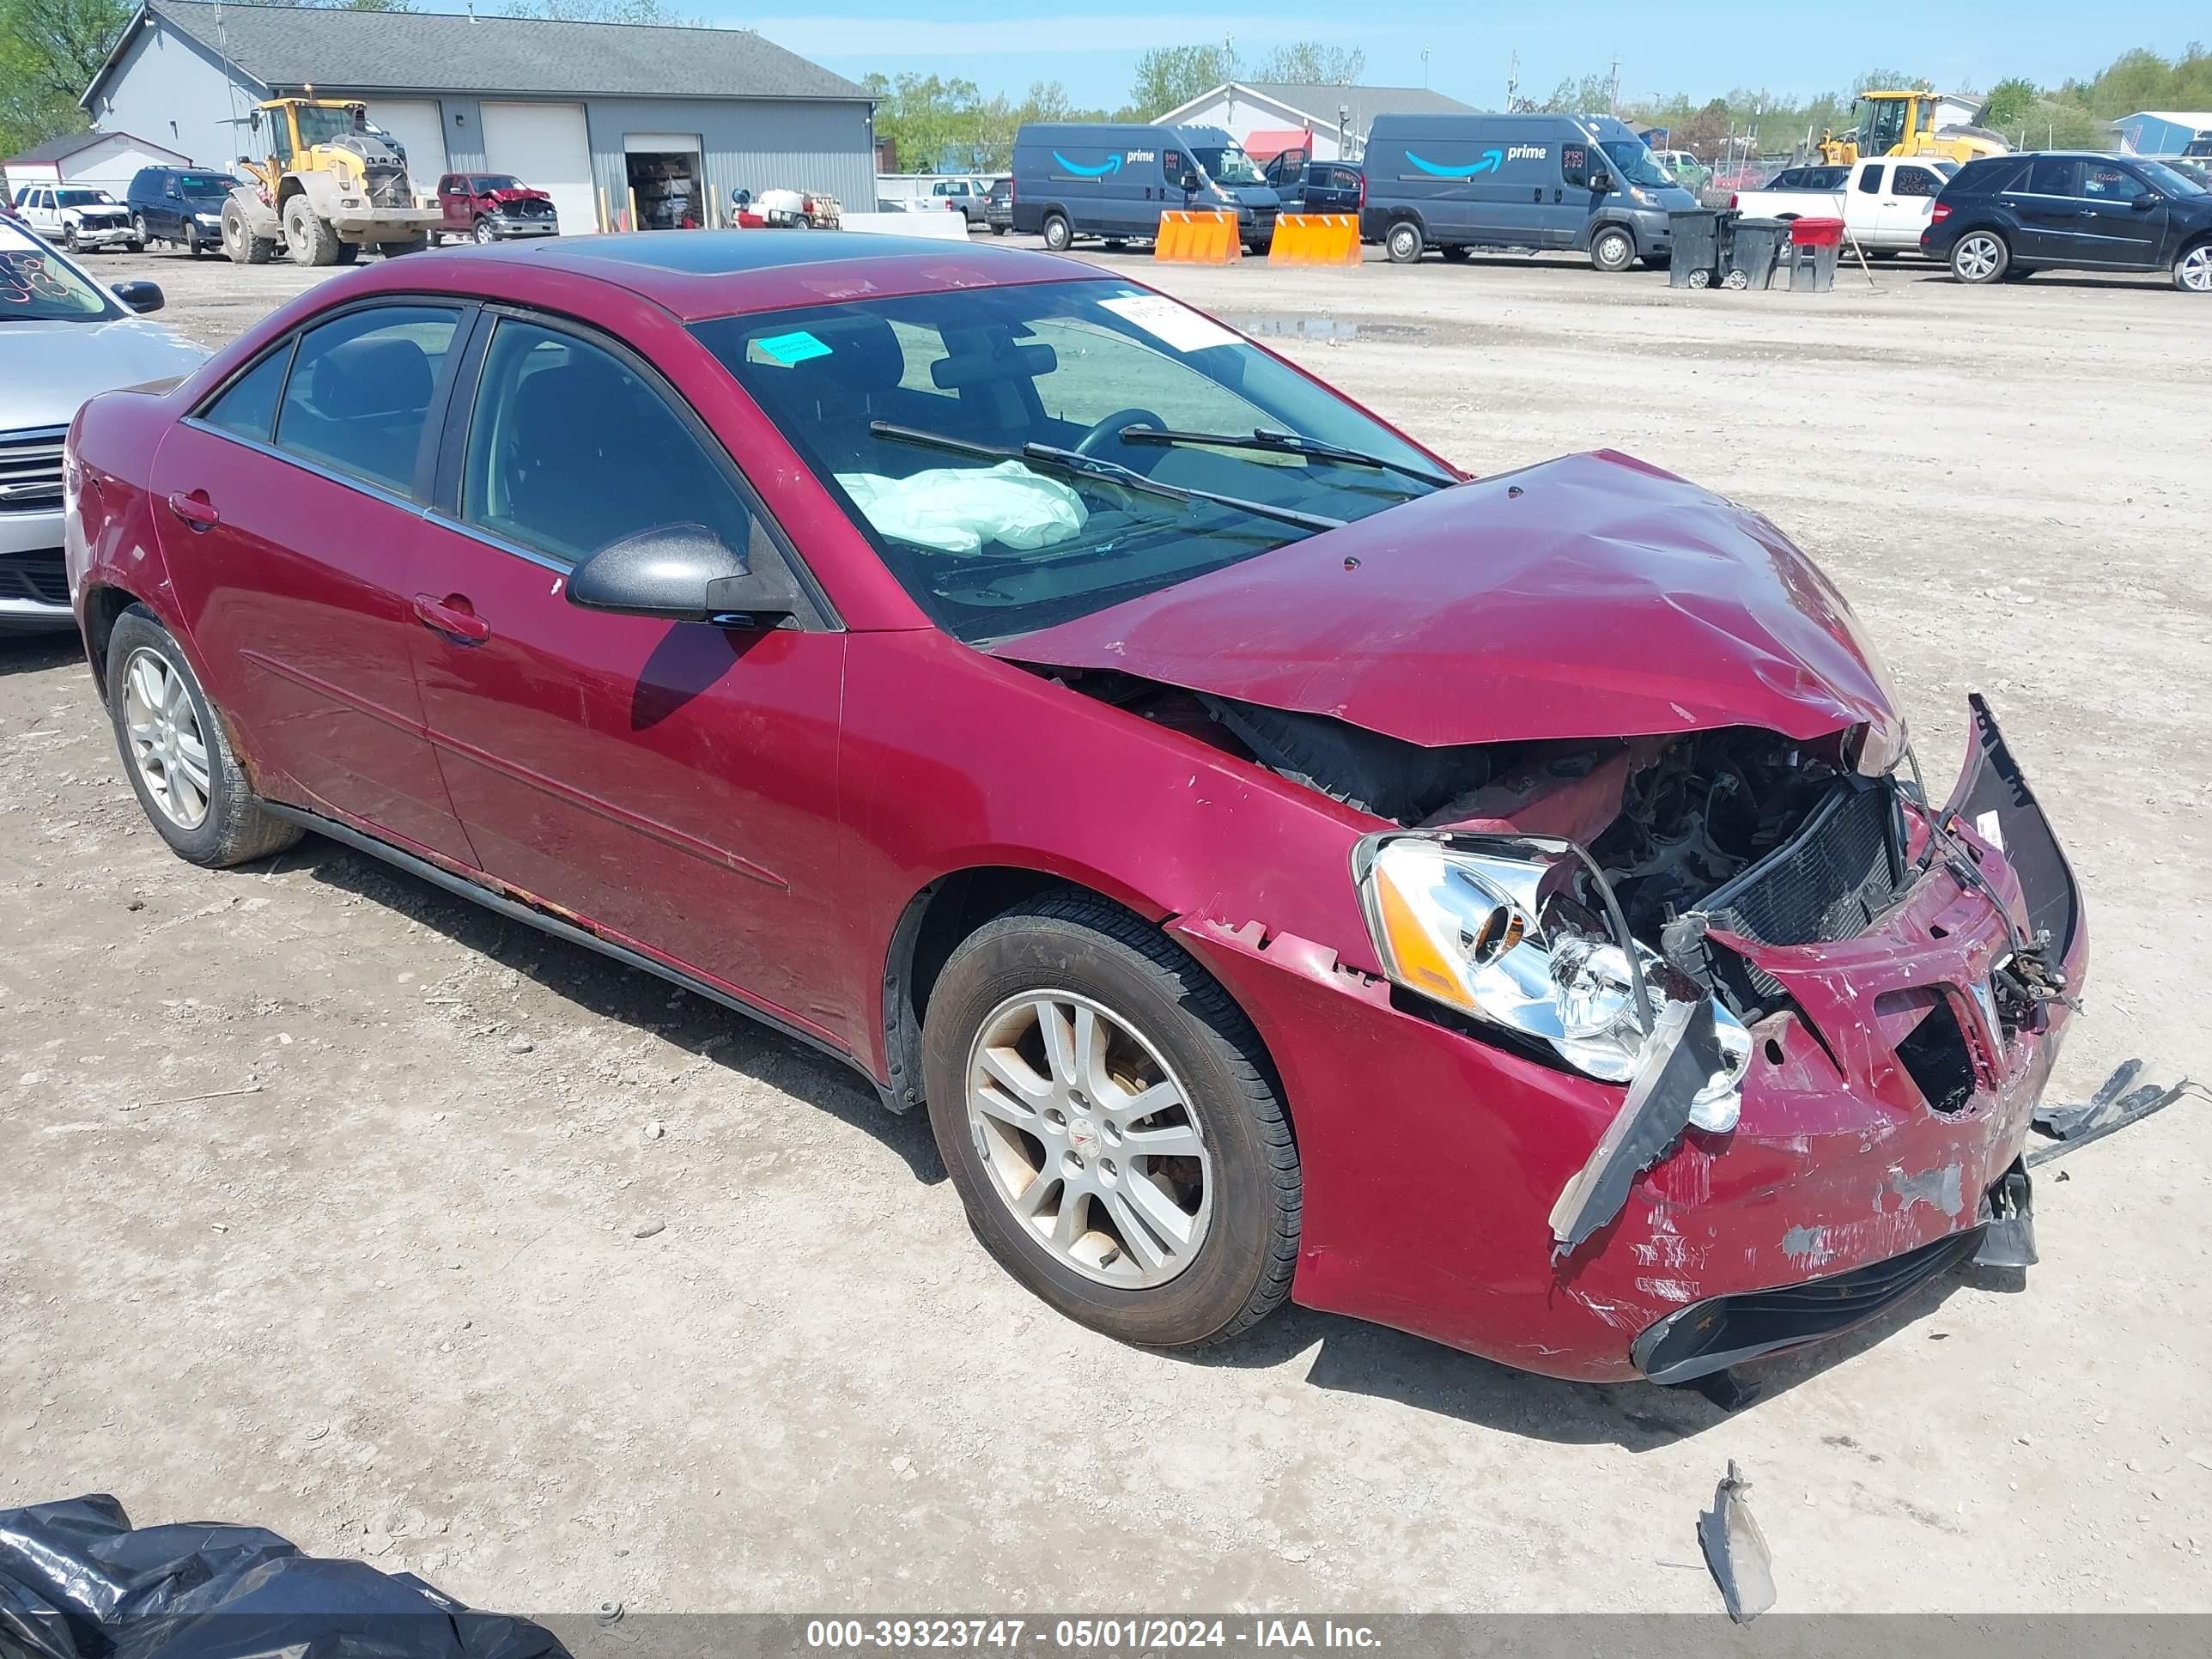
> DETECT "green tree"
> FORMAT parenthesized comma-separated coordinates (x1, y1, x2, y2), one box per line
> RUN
(1127, 44, 1235, 119)
(864, 71, 994, 172)
(1980, 76, 2040, 131)
(1540, 72, 1619, 114)
(1850, 69, 1933, 94)
(1249, 42, 1364, 85)
(0, 0, 128, 158)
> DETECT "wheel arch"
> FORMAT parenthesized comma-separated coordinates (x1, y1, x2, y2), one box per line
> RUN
(79, 580, 143, 706)
(878, 863, 1283, 1119)
(1583, 214, 1641, 253)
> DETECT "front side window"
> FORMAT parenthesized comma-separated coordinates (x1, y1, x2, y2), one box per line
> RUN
(1162, 150, 1188, 180)
(201, 346, 294, 442)
(461, 318, 754, 568)
(2081, 165, 2147, 201)
(1190, 145, 1262, 185)
(1893, 166, 1942, 198)
(694, 279, 1449, 642)
(276, 305, 460, 495)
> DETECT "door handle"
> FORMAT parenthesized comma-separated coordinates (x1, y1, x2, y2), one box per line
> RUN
(165, 489, 220, 530)
(412, 592, 490, 645)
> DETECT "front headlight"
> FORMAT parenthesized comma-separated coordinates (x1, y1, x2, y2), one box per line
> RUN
(195, 212, 221, 225)
(1354, 833, 1747, 1127)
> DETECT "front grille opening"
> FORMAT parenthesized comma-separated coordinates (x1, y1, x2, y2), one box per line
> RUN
(0, 549, 70, 606)
(1891, 994, 1975, 1114)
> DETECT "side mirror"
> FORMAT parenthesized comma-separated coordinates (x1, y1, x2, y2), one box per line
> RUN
(1179, 170, 1200, 191)
(112, 280, 165, 314)
(566, 523, 795, 627)
(2132, 192, 2160, 210)
(1587, 170, 1613, 192)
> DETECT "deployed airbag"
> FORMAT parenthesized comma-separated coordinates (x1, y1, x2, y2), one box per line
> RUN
(836, 462, 1087, 555)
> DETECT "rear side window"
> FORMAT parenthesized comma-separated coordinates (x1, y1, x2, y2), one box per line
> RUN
(201, 346, 293, 443)
(2027, 156, 2082, 197)
(460, 318, 754, 568)
(1948, 156, 2025, 194)
(275, 305, 460, 496)
(1858, 166, 1885, 193)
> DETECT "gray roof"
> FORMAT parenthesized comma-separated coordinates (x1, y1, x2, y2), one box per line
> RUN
(1231, 82, 1478, 131)
(121, 0, 868, 103)
(4, 131, 109, 166)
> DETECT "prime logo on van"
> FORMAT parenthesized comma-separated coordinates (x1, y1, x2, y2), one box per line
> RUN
(1403, 144, 1548, 179)
(1049, 149, 1158, 179)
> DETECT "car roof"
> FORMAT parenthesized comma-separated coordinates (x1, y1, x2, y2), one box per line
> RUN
(415, 230, 1097, 323)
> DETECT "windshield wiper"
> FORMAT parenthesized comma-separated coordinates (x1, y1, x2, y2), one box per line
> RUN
(866, 421, 1346, 534)
(1116, 425, 1456, 489)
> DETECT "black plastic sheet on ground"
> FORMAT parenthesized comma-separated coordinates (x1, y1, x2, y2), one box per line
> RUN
(0, 1494, 570, 1659)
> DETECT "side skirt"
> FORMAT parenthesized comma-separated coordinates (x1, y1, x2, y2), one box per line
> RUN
(264, 803, 892, 1107)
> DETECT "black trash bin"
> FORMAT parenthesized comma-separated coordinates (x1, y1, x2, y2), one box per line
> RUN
(1668, 208, 1737, 289)
(1727, 216, 1787, 290)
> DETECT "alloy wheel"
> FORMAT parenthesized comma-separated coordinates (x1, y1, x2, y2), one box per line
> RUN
(121, 647, 211, 830)
(963, 991, 1212, 1289)
(1955, 233, 2002, 282)
(476, 218, 497, 245)
(2180, 244, 2212, 293)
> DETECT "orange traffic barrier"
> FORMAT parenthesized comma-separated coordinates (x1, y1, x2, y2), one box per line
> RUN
(1154, 210, 1241, 264)
(1268, 213, 1362, 268)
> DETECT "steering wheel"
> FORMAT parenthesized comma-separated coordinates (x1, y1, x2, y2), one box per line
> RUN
(1073, 406, 1168, 458)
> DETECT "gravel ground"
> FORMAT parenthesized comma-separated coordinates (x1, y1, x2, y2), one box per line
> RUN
(3, 236, 2209, 1614)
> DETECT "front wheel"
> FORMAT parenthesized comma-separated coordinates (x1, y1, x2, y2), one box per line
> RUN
(922, 895, 1299, 1350)
(64, 225, 80, 252)
(106, 606, 303, 869)
(1589, 224, 1636, 272)
(2176, 240, 2212, 294)
(990, 223, 1009, 235)
(474, 216, 498, 245)
(1042, 212, 1072, 252)
(1952, 229, 2008, 284)
(1385, 219, 1423, 263)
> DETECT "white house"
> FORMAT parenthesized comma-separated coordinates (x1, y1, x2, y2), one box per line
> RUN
(1153, 81, 1477, 165)
(3, 129, 191, 201)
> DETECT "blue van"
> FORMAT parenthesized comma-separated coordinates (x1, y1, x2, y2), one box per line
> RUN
(1012, 123, 1280, 252)
(1358, 113, 1698, 270)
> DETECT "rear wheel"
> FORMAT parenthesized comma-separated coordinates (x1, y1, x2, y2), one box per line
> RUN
(106, 606, 302, 869)
(381, 236, 430, 258)
(1952, 229, 2008, 284)
(1385, 219, 1423, 263)
(1042, 212, 1072, 252)
(2176, 240, 2212, 294)
(922, 894, 1299, 1350)
(1590, 224, 1636, 272)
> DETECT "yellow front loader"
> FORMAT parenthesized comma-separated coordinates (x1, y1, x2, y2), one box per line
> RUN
(222, 96, 444, 266)
(1817, 90, 2009, 167)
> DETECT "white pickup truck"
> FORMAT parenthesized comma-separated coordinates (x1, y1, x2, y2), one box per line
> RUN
(1729, 156, 1960, 251)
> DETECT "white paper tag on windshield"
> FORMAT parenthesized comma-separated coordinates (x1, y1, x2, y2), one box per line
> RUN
(1098, 294, 1241, 354)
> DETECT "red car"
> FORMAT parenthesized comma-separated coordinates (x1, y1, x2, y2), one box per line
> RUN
(434, 173, 559, 245)
(61, 234, 2084, 1387)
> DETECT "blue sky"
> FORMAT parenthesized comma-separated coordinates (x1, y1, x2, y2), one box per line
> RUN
(720, 3, 2206, 111)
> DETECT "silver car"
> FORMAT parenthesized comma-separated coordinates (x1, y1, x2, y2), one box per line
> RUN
(2, 221, 204, 634)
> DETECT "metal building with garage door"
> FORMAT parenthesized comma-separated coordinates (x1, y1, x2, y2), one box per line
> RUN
(79, 0, 876, 236)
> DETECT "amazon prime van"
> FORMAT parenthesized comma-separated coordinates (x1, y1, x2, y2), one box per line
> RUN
(1012, 123, 1280, 252)
(1358, 112, 1697, 270)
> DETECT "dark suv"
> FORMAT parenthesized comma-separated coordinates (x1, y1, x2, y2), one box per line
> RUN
(1925, 150, 2212, 291)
(125, 167, 236, 258)
(983, 175, 1012, 235)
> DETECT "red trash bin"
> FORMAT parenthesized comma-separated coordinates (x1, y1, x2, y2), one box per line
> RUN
(1791, 216, 1845, 246)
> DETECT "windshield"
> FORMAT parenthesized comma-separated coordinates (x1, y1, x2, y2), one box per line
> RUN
(57, 189, 117, 208)
(0, 229, 118, 321)
(1599, 140, 1673, 189)
(694, 279, 1448, 641)
(1190, 145, 1264, 186)
(2136, 159, 2209, 197)
(471, 175, 524, 192)
(1860, 98, 1910, 155)
(178, 172, 232, 197)
(295, 104, 362, 148)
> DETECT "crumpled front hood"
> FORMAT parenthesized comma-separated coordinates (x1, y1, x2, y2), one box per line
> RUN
(484, 188, 551, 207)
(993, 449, 1904, 750)
(0, 318, 206, 432)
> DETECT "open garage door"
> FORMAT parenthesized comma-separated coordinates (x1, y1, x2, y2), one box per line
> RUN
(478, 101, 597, 235)
(364, 100, 447, 202)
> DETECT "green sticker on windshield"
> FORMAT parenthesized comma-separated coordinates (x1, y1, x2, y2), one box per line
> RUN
(754, 329, 832, 366)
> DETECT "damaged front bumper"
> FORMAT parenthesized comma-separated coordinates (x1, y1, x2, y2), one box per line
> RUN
(1177, 697, 2087, 1383)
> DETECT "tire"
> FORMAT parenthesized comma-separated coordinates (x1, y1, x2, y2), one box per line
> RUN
(380, 236, 430, 258)
(990, 223, 1010, 236)
(2176, 239, 2212, 294)
(132, 213, 150, 246)
(332, 240, 358, 264)
(1589, 224, 1636, 272)
(1385, 219, 1423, 263)
(222, 200, 274, 265)
(106, 605, 303, 870)
(1999, 266, 2033, 282)
(1952, 228, 2008, 284)
(921, 893, 1299, 1350)
(284, 197, 338, 266)
(1042, 212, 1072, 252)
(64, 224, 80, 253)
(474, 216, 498, 245)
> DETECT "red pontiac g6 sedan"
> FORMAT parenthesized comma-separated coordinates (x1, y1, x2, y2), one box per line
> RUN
(64, 233, 2086, 1387)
